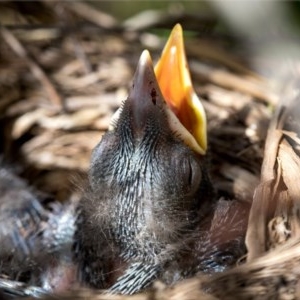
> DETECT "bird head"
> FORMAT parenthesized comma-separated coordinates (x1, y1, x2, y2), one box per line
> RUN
(88, 25, 212, 240)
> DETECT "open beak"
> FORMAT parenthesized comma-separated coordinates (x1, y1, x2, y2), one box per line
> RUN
(155, 24, 207, 155)
(110, 24, 206, 156)
(110, 50, 205, 157)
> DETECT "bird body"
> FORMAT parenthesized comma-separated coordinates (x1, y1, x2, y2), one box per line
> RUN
(73, 51, 215, 294)
(0, 164, 76, 293)
(73, 49, 246, 294)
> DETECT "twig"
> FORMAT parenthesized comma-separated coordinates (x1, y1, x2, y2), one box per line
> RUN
(0, 26, 63, 109)
(186, 41, 263, 81)
(61, 1, 118, 29)
(191, 61, 278, 105)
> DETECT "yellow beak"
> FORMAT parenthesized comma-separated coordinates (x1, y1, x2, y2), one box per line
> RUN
(155, 24, 207, 155)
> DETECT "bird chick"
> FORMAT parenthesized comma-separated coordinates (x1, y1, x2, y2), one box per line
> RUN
(73, 50, 215, 294)
(0, 165, 76, 292)
(73, 25, 250, 295)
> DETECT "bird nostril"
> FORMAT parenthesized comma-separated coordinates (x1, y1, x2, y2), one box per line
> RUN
(151, 88, 157, 105)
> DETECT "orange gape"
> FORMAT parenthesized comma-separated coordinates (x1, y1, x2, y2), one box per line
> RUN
(155, 24, 207, 155)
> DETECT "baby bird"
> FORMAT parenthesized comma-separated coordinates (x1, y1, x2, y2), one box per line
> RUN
(73, 49, 215, 294)
(0, 165, 76, 294)
(73, 33, 249, 293)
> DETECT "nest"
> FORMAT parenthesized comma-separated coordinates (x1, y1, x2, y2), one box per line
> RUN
(0, 2, 300, 299)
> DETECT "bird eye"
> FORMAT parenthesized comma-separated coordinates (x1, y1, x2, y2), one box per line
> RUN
(185, 158, 202, 192)
(188, 160, 194, 186)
